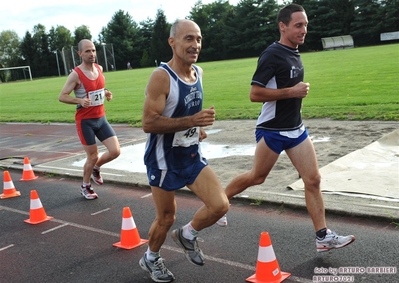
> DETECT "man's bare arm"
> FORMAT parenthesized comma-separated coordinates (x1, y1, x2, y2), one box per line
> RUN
(58, 71, 90, 107)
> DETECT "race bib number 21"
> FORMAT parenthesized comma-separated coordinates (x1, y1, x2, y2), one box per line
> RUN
(88, 89, 105, 106)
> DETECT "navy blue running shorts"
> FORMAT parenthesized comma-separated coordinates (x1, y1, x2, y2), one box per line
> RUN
(255, 128, 308, 154)
(146, 158, 208, 191)
(76, 116, 116, 145)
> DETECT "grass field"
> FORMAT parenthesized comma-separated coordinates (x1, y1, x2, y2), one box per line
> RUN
(0, 44, 398, 126)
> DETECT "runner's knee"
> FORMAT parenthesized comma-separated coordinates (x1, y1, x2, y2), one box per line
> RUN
(86, 154, 98, 165)
(157, 212, 176, 228)
(109, 147, 120, 159)
(209, 198, 230, 217)
(252, 174, 267, 186)
(303, 173, 321, 191)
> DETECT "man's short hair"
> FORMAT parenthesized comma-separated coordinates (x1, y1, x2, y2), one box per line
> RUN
(277, 3, 305, 26)
(78, 39, 92, 52)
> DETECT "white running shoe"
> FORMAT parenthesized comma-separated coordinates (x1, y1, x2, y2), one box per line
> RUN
(171, 228, 204, 266)
(80, 185, 98, 200)
(216, 214, 228, 227)
(316, 229, 355, 252)
(139, 253, 175, 283)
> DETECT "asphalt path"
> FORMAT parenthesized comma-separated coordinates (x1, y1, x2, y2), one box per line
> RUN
(1, 170, 398, 283)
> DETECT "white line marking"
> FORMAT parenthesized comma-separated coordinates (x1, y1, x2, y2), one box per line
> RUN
(42, 223, 69, 234)
(141, 193, 153, 198)
(287, 276, 313, 283)
(50, 218, 120, 237)
(36, 165, 125, 176)
(91, 208, 111, 215)
(367, 204, 399, 210)
(0, 206, 29, 215)
(322, 191, 399, 202)
(0, 204, 316, 282)
(35, 166, 83, 172)
(237, 192, 305, 199)
(0, 244, 15, 251)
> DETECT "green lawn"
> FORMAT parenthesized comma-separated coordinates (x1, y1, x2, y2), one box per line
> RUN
(0, 44, 398, 125)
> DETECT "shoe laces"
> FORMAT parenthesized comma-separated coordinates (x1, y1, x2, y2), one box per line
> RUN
(328, 230, 339, 239)
(154, 258, 168, 273)
(190, 238, 201, 253)
(85, 185, 95, 194)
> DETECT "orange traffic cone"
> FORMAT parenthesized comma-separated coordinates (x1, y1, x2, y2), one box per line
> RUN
(113, 207, 148, 250)
(1, 171, 21, 199)
(20, 157, 38, 181)
(24, 190, 53, 224)
(246, 232, 291, 283)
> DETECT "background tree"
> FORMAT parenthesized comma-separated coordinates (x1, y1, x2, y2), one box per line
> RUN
(377, 0, 399, 33)
(1, 0, 398, 80)
(74, 25, 92, 45)
(301, 0, 341, 51)
(19, 25, 52, 78)
(226, 0, 280, 58)
(29, 24, 52, 77)
(101, 10, 141, 70)
(48, 25, 74, 76)
(138, 19, 155, 67)
(351, 0, 383, 46)
(190, 0, 234, 61)
(49, 25, 74, 52)
(150, 9, 171, 66)
(0, 30, 21, 67)
(0, 30, 22, 82)
(20, 31, 35, 70)
(327, 0, 355, 35)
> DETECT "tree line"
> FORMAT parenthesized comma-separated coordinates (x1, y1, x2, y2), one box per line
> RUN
(0, 0, 398, 81)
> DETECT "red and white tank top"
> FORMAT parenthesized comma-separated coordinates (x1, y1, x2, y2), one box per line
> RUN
(73, 63, 106, 120)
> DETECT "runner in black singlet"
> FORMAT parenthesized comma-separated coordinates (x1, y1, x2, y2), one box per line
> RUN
(218, 4, 355, 254)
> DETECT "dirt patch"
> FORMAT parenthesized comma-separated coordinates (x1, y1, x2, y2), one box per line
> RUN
(204, 119, 398, 190)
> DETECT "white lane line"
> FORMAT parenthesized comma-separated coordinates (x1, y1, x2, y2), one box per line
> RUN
(0, 206, 29, 215)
(367, 204, 399, 210)
(0, 205, 313, 282)
(35, 166, 83, 172)
(288, 276, 313, 282)
(42, 223, 69, 234)
(0, 244, 15, 251)
(50, 218, 120, 237)
(141, 193, 153, 198)
(35, 165, 125, 176)
(91, 208, 111, 215)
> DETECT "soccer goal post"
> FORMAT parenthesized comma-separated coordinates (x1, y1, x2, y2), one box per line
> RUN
(0, 66, 32, 82)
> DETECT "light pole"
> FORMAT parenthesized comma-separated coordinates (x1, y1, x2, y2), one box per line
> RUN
(53, 50, 61, 77)
(61, 47, 68, 75)
(71, 46, 76, 68)
(101, 43, 108, 72)
(111, 43, 116, 71)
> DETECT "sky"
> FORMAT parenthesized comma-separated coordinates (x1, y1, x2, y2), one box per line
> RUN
(1, 0, 240, 39)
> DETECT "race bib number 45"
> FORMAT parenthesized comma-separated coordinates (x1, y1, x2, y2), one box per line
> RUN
(172, 127, 200, 147)
(88, 89, 105, 106)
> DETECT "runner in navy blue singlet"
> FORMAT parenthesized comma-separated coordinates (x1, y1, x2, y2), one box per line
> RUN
(138, 19, 229, 283)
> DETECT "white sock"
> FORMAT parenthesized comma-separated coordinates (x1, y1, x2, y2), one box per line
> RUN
(146, 247, 160, 261)
(182, 222, 198, 240)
